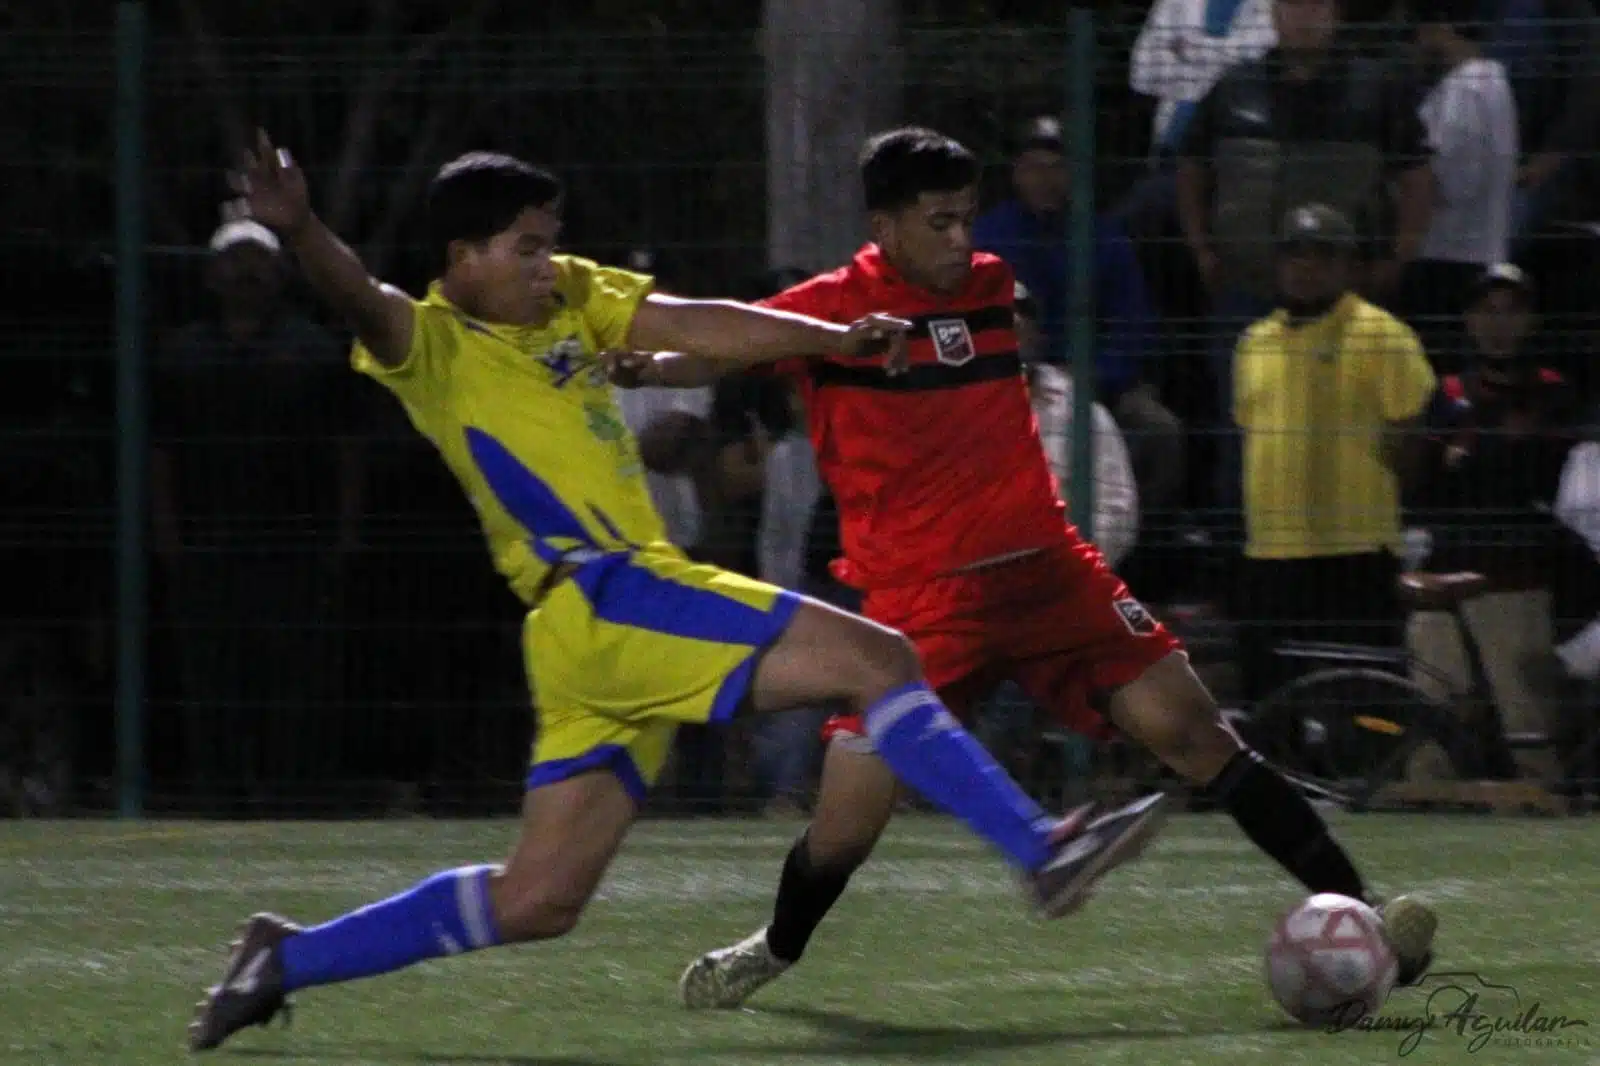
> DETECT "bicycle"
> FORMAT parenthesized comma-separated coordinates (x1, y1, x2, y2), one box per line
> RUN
(1242, 570, 1568, 813)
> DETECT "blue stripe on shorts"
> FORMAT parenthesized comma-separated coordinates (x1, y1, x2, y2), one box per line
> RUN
(525, 743, 649, 805)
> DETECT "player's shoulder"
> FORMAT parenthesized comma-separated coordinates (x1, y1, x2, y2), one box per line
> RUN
(551, 254, 652, 311)
(551, 254, 607, 303)
(764, 265, 851, 317)
(968, 253, 1015, 298)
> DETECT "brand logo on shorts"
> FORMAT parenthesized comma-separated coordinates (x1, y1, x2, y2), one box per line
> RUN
(928, 318, 976, 366)
(1112, 596, 1157, 636)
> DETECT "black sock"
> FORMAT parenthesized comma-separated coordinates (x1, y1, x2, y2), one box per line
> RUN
(765, 832, 858, 964)
(1209, 749, 1369, 902)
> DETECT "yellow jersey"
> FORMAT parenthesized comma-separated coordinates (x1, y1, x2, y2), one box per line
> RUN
(1235, 293, 1436, 561)
(353, 256, 668, 604)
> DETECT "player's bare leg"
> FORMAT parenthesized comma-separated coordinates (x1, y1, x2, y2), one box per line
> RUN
(747, 599, 1167, 909)
(678, 741, 900, 1008)
(189, 771, 635, 1051)
(1106, 651, 1437, 984)
(681, 625, 1168, 1010)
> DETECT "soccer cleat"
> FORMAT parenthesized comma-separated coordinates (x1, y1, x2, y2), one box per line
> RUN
(1376, 894, 1437, 986)
(678, 926, 792, 1010)
(1029, 791, 1170, 919)
(188, 912, 300, 1052)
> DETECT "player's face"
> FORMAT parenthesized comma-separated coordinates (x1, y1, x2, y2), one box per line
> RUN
(1014, 149, 1068, 215)
(1276, 242, 1350, 304)
(1274, 0, 1337, 54)
(450, 205, 562, 324)
(873, 187, 978, 295)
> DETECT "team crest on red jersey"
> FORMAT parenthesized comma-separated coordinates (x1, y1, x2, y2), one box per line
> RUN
(1112, 596, 1158, 636)
(928, 318, 976, 366)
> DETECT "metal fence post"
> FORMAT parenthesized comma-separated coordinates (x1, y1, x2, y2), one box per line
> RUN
(1066, 5, 1097, 540)
(115, 0, 149, 818)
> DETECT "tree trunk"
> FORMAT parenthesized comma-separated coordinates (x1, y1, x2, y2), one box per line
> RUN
(762, 0, 903, 274)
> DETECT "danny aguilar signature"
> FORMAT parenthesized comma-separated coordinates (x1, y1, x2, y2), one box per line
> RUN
(1327, 973, 1591, 1056)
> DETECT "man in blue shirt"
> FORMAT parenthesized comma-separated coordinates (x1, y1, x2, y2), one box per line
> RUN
(975, 116, 1185, 514)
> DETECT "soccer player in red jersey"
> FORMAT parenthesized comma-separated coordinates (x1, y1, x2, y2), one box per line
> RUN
(613, 128, 1438, 1007)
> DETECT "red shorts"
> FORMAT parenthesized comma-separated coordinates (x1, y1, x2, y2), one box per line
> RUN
(822, 541, 1181, 747)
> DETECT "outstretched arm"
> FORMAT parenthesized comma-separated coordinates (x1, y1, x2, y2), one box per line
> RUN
(627, 294, 906, 369)
(605, 293, 908, 389)
(229, 130, 413, 367)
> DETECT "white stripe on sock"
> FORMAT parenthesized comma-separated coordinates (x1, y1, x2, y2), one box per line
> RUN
(863, 687, 946, 745)
(456, 865, 496, 949)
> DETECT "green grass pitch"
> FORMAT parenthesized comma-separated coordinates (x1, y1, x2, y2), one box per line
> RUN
(2, 813, 1597, 1065)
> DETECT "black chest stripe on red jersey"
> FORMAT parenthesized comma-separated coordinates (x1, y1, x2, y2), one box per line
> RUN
(811, 351, 1023, 392)
(903, 303, 1014, 339)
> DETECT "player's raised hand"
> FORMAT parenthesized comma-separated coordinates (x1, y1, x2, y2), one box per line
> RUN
(600, 349, 655, 388)
(839, 313, 911, 376)
(226, 129, 311, 234)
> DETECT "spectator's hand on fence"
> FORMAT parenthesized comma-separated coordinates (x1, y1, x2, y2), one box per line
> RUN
(600, 349, 654, 388)
(838, 313, 911, 375)
(226, 129, 311, 234)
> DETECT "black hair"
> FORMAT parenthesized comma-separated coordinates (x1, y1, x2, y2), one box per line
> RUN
(859, 127, 980, 213)
(425, 152, 563, 271)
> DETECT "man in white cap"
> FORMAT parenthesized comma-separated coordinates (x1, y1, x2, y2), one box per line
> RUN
(151, 217, 355, 812)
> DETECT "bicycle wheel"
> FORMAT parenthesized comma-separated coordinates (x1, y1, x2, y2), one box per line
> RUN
(1246, 667, 1473, 810)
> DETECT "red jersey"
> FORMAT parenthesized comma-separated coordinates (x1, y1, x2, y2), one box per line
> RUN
(761, 244, 1075, 592)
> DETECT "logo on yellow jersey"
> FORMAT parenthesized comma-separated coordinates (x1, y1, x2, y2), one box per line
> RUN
(538, 336, 587, 386)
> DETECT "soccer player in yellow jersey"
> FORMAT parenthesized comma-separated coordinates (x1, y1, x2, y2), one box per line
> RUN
(188, 133, 1156, 1051)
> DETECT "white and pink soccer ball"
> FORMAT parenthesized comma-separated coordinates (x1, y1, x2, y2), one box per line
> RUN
(1266, 893, 1398, 1027)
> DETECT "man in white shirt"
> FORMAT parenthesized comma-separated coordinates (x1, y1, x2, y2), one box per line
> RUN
(612, 385, 713, 548)
(748, 397, 831, 813)
(1399, 0, 1520, 370)
(1018, 282, 1140, 568)
(1130, 0, 1278, 161)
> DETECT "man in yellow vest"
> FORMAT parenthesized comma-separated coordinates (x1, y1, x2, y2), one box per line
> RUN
(1233, 203, 1437, 702)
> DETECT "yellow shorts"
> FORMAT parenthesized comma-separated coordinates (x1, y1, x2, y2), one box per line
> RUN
(522, 544, 802, 803)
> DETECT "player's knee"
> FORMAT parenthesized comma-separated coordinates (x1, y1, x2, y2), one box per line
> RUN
(488, 871, 588, 942)
(843, 624, 922, 708)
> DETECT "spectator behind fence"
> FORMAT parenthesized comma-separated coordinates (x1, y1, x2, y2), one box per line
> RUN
(1232, 204, 1437, 703)
(613, 250, 713, 550)
(1130, 0, 1278, 163)
(150, 220, 360, 809)
(1544, 422, 1600, 797)
(749, 385, 829, 814)
(1397, 0, 1520, 370)
(1480, 0, 1600, 241)
(1407, 264, 1581, 776)
(1411, 264, 1577, 588)
(1017, 280, 1140, 569)
(974, 117, 1184, 514)
(1177, 0, 1434, 519)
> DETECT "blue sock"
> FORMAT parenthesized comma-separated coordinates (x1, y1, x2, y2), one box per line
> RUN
(863, 683, 1057, 871)
(280, 864, 502, 992)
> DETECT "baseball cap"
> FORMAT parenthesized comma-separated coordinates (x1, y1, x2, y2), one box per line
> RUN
(209, 220, 281, 256)
(1468, 262, 1535, 306)
(1278, 203, 1357, 249)
(1015, 116, 1064, 156)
